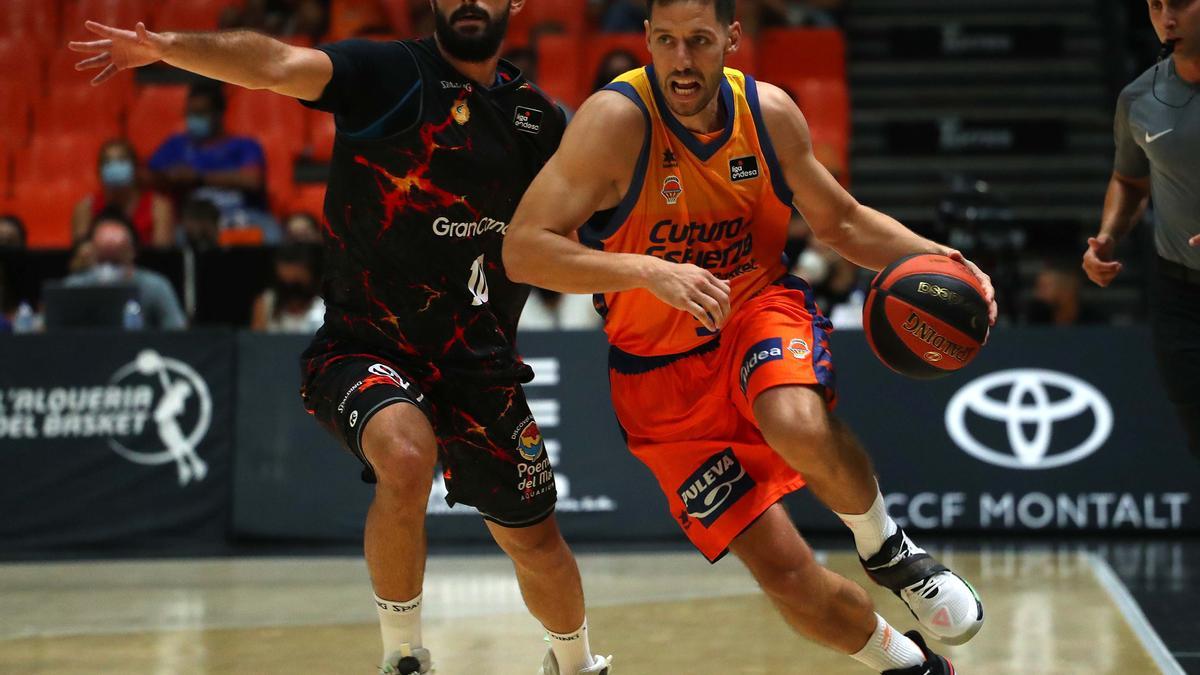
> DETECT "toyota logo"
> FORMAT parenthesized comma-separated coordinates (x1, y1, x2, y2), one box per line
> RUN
(945, 369, 1113, 470)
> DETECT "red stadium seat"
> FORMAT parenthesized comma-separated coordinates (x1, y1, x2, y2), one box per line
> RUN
(0, 35, 43, 94)
(153, 0, 233, 32)
(62, 0, 150, 41)
(534, 34, 584, 107)
(0, 147, 11, 200)
(226, 88, 308, 155)
(287, 183, 329, 223)
(10, 180, 79, 249)
(16, 133, 105, 190)
(757, 29, 846, 83)
(508, 0, 588, 50)
(726, 37, 757, 76)
(35, 85, 124, 138)
(378, 0, 413, 37)
(0, 0, 61, 51)
(577, 34, 651, 105)
(307, 110, 337, 163)
(128, 85, 188, 159)
(783, 78, 850, 186)
(0, 83, 33, 149)
(328, 0, 389, 42)
(45, 48, 138, 105)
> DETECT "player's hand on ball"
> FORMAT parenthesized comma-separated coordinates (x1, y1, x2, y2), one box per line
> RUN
(946, 250, 997, 326)
(69, 21, 167, 86)
(1082, 234, 1123, 287)
(645, 258, 731, 332)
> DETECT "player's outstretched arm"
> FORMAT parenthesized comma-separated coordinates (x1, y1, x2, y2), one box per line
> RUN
(758, 81, 996, 323)
(504, 91, 731, 331)
(1083, 171, 1149, 287)
(68, 20, 332, 101)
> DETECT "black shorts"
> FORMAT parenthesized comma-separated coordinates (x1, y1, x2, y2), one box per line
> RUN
(1149, 262, 1200, 455)
(300, 352, 556, 527)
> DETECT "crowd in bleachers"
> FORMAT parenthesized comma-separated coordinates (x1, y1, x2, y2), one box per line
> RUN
(0, 0, 854, 334)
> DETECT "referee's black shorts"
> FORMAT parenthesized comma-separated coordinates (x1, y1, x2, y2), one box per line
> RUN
(1149, 258, 1200, 458)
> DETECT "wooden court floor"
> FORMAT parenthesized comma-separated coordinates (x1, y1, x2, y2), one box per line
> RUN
(0, 549, 1170, 674)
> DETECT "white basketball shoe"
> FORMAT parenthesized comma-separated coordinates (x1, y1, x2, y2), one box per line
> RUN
(861, 528, 984, 645)
(380, 644, 432, 674)
(538, 651, 613, 675)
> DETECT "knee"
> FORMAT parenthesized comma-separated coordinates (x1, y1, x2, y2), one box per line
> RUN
(762, 416, 836, 471)
(500, 523, 570, 565)
(754, 554, 822, 605)
(362, 422, 437, 497)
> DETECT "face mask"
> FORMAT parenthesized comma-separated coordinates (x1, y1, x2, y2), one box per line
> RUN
(100, 159, 135, 188)
(186, 114, 214, 139)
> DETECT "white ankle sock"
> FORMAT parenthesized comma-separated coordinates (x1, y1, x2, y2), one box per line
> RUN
(548, 618, 595, 673)
(835, 484, 900, 559)
(375, 592, 422, 662)
(850, 614, 925, 672)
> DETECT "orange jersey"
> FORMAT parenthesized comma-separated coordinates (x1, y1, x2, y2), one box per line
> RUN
(581, 66, 795, 357)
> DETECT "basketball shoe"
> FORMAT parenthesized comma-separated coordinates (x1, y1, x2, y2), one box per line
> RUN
(861, 528, 983, 645)
(538, 651, 613, 675)
(882, 631, 955, 675)
(379, 644, 432, 674)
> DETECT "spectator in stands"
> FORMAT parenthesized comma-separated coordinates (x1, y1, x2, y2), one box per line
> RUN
(149, 81, 270, 229)
(589, 0, 647, 32)
(504, 46, 574, 117)
(283, 211, 324, 244)
(1027, 261, 1100, 326)
(72, 140, 174, 248)
(64, 209, 187, 330)
(0, 215, 26, 250)
(180, 197, 223, 252)
(592, 49, 642, 92)
(251, 243, 325, 333)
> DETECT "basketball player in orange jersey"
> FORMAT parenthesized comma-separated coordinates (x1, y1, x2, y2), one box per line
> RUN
(504, 1, 997, 672)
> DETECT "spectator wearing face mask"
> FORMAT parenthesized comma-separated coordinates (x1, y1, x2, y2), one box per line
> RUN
(63, 209, 188, 330)
(72, 139, 174, 248)
(180, 197, 223, 252)
(250, 243, 325, 333)
(148, 81, 270, 229)
(282, 211, 324, 244)
(592, 49, 641, 92)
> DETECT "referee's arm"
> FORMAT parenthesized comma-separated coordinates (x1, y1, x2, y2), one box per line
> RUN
(1084, 94, 1153, 287)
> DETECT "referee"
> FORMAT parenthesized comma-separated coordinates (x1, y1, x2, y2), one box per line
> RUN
(1083, 0, 1200, 458)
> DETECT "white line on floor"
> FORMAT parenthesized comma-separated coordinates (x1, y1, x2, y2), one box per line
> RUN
(1086, 553, 1185, 675)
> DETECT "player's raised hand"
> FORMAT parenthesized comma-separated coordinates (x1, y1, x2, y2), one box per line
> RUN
(68, 21, 167, 86)
(644, 258, 732, 332)
(1082, 234, 1123, 287)
(946, 250, 997, 326)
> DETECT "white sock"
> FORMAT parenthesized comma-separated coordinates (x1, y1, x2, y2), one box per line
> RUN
(850, 614, 926, 672)
(548, 618, 595, 673)
(375, 592, 422, 662)
(835, 483, 900, 559)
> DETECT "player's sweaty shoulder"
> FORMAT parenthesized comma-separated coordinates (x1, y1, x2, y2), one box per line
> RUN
(555, 89, 647, 188)
(753, 80, 812, 158)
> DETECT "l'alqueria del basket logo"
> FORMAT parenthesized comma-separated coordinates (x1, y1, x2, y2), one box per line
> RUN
(0, 350, 212, 486)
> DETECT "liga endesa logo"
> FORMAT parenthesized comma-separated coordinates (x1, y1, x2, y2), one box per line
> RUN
(945, 369, 1113, 470)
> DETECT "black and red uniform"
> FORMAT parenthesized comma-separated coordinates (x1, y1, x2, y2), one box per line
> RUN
(298, 37, 566, 526)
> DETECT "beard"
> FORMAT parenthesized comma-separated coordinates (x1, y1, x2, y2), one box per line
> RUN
(434, 2, 510, 63)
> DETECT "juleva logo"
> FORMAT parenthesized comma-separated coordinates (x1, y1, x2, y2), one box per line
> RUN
(944, 369, 1113, 470)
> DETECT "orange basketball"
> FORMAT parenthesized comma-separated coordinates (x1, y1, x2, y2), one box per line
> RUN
(863, 254, 990, 379)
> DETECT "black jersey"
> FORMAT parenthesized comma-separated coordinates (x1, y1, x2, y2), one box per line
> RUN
(303, 37, 566, 381)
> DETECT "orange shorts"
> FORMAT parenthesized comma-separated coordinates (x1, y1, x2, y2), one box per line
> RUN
(608, 276, 836, 562)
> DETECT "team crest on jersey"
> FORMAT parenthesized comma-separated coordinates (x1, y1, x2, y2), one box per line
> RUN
(729, 155, 760, 182)
(452, 100, 471, 125)
(515, 418, 545, 462)
(661, 175, 683, 205)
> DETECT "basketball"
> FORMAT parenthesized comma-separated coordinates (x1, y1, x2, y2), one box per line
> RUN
(863, 254, 990, 379)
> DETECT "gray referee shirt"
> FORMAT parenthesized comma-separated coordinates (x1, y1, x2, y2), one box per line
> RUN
(1114, 58, 1200, 270)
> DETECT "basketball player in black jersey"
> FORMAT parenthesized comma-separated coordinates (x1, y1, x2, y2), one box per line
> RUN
(70, 3, 610, 674)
